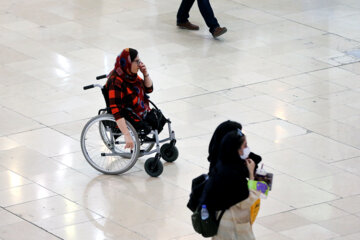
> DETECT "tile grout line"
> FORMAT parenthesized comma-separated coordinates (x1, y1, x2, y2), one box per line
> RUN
(0, 205, 63, 240)
(156, 60, 360, 105)
(239, 2, 360, 45)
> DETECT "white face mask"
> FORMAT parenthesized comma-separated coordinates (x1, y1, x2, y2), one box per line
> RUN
(240, 147, 251, 160)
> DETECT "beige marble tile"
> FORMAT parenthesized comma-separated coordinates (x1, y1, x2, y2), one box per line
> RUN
(9, 128, 80, 157)
(218, 86, 262, 101)
(300, 82, 348, 95)
(341, 62, 360, 75)
(308, 172, 360, 197)
(222, 109, 275, 125)
(329, 195, 360, 214)
(0, 208, 23, 227)
(34, 210, 103, 230)
(0, 107, 43, 136)
(0, 44, 31, 64)
(294, 97, 360, 121)
(0, 183, 56, 207)
(263, 149, 342, 181)
(256, 232, 292, 240)
(246, 119, 307, 141)
(29, 168, 92, 194)
(331, 157, 360, 176)
(280, 74, 324, 87)
(51, 151, 93, 171)
(32, 111, 77, 126)
(337, 115, 360, 130)
(151, 196, 193, 225)
(0, 137, 20, 151)
(0, 220, 60, 240)
(130, 217, 194, 240)
(270, 174, 338, 208)
(0, 147, 68, 178)
(312, 120, 360, 148)
(182, 92, 231, 108)
(309, 67, 360, 88)
(257, 212, 311, 232)
(81, 177, 169, 227)
(274, 88, 316, 103)
(175, 234, 205, 240)
(0, 1, 360, 239)
(279, 133, 360, 163)
(332, 232, 360, 240)
(52, 218, 146, 240)
(113, 173, 189, 208)
(252, 223, 276, 237)
(0, 170, 31, 191)
(291, 203, 348, 222)
(6, 195, 83, 222)
(225, 7, 283, 24)
(280, 224, 339, 240)
(319, 215, 360, 235)
(257, 197, 294, 217)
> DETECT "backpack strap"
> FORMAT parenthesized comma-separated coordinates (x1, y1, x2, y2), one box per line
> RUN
(216, 210, 226, 224)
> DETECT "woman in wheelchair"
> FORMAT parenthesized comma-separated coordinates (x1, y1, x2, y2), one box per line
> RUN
(104, 48, 159, 149)
(81, 48, 178, 177)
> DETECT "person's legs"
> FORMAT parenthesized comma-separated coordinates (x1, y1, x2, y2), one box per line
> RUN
(131, 120, 152, 137)
(196, 0, 220, 33)
(177, 0, 196, 24)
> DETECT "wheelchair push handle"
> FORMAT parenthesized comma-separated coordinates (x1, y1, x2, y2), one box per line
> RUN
(96, 74, 107, 80)
(83, 84, 94, 90)
(83, 84, 103, 91)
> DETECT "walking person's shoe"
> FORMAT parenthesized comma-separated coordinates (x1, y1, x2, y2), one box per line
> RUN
(212, 27, 227, 38)
(177, 21, 200, 30)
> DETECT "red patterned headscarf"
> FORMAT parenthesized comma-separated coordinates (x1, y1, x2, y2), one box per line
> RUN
(112, 48, 138, 83)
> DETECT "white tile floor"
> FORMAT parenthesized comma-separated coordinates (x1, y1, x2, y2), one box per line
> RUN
(0, 0, 360, 239)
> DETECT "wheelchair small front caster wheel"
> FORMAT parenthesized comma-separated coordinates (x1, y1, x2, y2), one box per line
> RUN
(144, 157, 163, 177)
(160, 143, 179, 162)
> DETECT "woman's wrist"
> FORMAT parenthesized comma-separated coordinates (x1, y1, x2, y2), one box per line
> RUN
(143, 72, 149, 77)
(249, 172, 255, 180)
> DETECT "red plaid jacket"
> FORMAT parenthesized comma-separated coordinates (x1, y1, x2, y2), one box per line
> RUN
(105, 74, 153, 122)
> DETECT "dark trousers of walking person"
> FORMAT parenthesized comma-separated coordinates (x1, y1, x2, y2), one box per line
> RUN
(177, 0, 220, 33)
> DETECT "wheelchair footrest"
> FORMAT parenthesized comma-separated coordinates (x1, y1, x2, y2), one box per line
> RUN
(142, 136, 155, 143)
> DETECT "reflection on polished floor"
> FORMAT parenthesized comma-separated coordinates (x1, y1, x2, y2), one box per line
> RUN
(0, 0, 360, 239)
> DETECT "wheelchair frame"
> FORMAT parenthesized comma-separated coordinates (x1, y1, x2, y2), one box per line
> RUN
(81, 75, 178, 177)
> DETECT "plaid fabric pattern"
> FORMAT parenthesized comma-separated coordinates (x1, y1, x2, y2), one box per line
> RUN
(105, 73, 153, 122)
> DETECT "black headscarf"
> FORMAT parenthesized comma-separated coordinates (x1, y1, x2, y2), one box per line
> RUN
(202, 130, 250, 211)
(208, 120, 262, 173)
(208, 121, 242, 171)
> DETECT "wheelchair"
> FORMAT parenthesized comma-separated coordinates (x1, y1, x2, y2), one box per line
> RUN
(80, 74, 178, 177)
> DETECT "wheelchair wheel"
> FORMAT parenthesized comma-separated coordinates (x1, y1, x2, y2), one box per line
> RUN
(98, 118, 130, 157)
(81, 114, 140, 175)
(160, 143, 179, 162)
(144, 157, 163, 177)
(102, 131, 155, 159)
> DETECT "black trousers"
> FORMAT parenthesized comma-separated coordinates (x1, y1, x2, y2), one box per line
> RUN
(177, 0, 220, 33)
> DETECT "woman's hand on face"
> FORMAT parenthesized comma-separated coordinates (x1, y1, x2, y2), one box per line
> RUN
(139, 62, 148, 76)
(245, 158, 255, 179)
